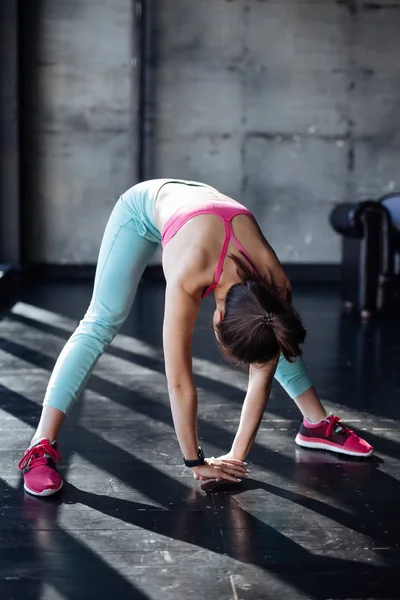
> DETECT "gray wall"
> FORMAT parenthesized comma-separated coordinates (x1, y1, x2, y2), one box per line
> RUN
(147, 0, 400, 264)
(23, 0, 400, 265)
(22, 0, 136, 264)
(0, 0, 20, 265)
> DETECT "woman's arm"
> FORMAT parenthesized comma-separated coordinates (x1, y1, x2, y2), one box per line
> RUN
(229, 358, 278, 461)
(163, 281, 202, 460)
(163, 281, 248, 482)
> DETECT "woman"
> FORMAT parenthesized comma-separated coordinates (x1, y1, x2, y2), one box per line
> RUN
(18, 179, 373, 496)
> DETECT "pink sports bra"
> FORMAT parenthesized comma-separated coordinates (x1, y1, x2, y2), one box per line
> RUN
(161, 200, 258, 297)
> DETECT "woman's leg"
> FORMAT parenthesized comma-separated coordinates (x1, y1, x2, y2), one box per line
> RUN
(291, 387, 327, 423)
(274, 355, 373, 456)
(33, 407, 66, 446)
(274, 355, 326, 422)
(31, 198, 159, 444)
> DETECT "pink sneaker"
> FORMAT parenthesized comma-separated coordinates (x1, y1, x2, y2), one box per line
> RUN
(18, 438, 63, 496)
(295, 414, 374, 457)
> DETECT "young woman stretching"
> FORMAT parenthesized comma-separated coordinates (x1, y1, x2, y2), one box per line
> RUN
(18, 179, 373, 496)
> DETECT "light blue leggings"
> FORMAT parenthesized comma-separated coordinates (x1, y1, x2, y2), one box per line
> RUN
(44, 180, 312, 415)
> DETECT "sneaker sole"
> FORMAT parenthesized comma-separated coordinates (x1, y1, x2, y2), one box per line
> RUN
(24, 480, 63, 497)
(295, 434, 374, 457)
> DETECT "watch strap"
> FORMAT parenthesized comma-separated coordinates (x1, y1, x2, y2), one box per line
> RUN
(183, 447, 205, 468)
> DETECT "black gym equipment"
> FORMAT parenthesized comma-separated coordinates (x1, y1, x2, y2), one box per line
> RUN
(330, 193, 400, 318)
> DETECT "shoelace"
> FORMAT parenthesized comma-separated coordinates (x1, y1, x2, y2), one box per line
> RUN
(325, 415, 355, 438)
(18, 442, 62, 471)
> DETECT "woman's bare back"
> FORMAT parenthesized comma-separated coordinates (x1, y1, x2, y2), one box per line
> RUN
(155, 182, 289, 295)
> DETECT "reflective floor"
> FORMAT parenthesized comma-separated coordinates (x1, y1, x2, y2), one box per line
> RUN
(1, 275, 400, 599)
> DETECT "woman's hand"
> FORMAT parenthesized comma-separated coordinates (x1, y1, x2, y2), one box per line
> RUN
(192, 456, 248, 482)
(216, 451, 245, 463)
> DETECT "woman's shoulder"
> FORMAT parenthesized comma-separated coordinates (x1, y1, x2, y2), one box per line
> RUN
(163, 245, 213, 297)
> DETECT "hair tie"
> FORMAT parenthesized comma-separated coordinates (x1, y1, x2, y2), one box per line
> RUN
(262, 312, 275, 327)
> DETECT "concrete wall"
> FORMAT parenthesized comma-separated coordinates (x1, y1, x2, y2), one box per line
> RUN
(147, 0, 400, 264)
(0, 1, 20, 265)
(22, 0, 136, 264)
(23, 0, 400, 265)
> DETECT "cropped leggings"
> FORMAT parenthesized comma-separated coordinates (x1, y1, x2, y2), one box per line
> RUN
(43, 182, 312, 415)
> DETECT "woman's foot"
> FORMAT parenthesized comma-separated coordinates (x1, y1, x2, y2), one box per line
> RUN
(18, 438, 63, 496)
(295, 414, 374, 457)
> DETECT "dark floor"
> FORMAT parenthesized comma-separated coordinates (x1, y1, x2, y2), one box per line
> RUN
(1, 275, 400, 600)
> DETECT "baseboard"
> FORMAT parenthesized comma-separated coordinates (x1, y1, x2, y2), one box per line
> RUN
(24, 263, 340, 284)
(26, 264, 97, 279)
(282, 264, 340, 283)
(0, 265, 20, 311)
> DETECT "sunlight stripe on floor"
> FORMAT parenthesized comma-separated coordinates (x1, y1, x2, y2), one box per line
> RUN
(9, 302, 248, 390)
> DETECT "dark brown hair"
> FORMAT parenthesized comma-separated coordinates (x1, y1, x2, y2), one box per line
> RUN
(215, 255, 306, 366)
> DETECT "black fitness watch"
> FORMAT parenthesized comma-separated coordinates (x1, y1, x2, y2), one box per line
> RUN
(183, 447, 206, 468)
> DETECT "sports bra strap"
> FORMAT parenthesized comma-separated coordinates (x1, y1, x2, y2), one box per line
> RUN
(202, 219, 258, 298)
(202, 221, 231, 297)
(216, 221, 232, 276)
(230, 234, 258, 272)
